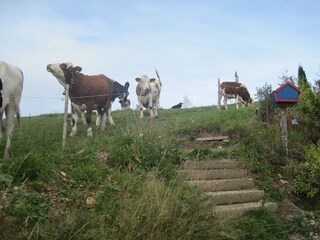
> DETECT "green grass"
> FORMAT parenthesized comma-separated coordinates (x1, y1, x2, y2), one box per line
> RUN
(0, 105, 318, 239)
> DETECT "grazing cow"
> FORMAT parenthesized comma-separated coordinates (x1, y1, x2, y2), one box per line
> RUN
(0, 61, 24, 159)
(135, 69, 162, 118)
(46, 62, 129, 137)
(120, 99, 131, 110)
(171, 102, 183, 109)
(218, 81, 252, 110)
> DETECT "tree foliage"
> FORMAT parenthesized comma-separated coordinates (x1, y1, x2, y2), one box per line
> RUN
(296, 66, 320, 142)
(255, 83, 274, 123)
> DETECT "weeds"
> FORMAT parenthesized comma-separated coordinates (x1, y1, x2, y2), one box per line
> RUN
(0, 106, 319, 239)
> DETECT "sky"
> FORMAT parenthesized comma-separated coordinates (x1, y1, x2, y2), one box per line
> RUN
(1, 0, 319, 116)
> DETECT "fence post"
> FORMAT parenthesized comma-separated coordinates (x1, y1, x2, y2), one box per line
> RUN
(217, 78, 221, 112)
(62, 84, 70, 149)
(280, 107, 288, 157)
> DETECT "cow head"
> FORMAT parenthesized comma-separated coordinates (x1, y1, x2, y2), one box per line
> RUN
(135, 75, 156, 96)
(47, 62, 83, 87)
(47, 62, 73, 87)
(116, 81, 130, 104)
(118, 82, 130, 104)
(237, 88, 252, 106)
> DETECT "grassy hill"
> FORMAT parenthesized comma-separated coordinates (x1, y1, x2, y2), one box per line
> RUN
(0, 105, 319, 239)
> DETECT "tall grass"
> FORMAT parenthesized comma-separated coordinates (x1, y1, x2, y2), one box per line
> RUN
(0, 105, 316, 239)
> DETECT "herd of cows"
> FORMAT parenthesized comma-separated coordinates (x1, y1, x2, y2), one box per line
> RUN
(0, 60, 252, 159)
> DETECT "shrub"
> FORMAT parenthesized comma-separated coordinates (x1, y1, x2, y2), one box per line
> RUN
(305, 140, 320, 177)
(297, 66, 320, 142)
(255, 83, 274, 123)
(292, 141, 320, 199)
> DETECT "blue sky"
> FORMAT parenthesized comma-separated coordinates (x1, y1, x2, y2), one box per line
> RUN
(1, 0, 319, 116)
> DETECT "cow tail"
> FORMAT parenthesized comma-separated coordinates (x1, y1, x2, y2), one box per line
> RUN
(155, 68, 162, 87)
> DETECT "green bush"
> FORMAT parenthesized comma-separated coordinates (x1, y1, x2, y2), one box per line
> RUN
(305, 140, 320, 177)
(291, 141, 320, 199)
(297, 66, 320, 142)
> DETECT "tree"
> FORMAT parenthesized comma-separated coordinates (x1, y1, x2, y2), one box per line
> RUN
(296, 66, 320, 142)
(279, 70, 297, 85)
(255, 83, 274, 123)
(182, 92, 192, 108)
(313, 79, 320, 96)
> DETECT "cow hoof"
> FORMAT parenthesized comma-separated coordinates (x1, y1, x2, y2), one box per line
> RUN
(87, 128, 93, 137)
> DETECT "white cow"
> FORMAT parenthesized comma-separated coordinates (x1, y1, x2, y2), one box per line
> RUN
(0, 61, 24, 159)
(135, 70, 162, 118)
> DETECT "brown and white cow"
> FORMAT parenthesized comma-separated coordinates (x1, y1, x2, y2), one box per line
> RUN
(135, 69, 162, 118)
(0, 61, 24, 159)
(47, 62, 128, 137)
(218, 81, 252, 110)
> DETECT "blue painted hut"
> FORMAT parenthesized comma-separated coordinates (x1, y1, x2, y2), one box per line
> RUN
(272, 81, 300, 107)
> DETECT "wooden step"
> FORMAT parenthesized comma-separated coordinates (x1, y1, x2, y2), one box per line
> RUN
(188, 178, 256, 191)
(206, 189, 265, 205)
(182, 160, 240, 170)
(214, 201, 278, 218)
(178, 169, 248, 180)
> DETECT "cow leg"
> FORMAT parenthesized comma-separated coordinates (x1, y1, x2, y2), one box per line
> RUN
(81, 111, 87, 125)
(96, 108, 107, 131)
(154, 97, 160, 117)
(235, 96, 239, 109)
(85, 107, 93, 137)
(149, 106, 154, 118)
(0, 112, 4, 142)
(96, 111, 102, 128)
(70, 106, 78, 138)
(139, 107, 144, 118)
(138, 100, 144, 119)
(3, 105, 16, 159)
(107, 102, 115, 126)
(148, 95, 154, 118)
(223, 96, 228, 110)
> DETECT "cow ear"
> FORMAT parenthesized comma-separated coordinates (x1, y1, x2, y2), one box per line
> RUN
(125, 82, 130, 89)
(150, 78, 156, 82)
(135, 78, 141, 82)
(60, 63, 67, 69)
(74, 66, 82, 73)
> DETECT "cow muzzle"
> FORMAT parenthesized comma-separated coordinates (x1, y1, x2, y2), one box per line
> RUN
(141, 88, 150, 96)
(46, 64, 53, 72)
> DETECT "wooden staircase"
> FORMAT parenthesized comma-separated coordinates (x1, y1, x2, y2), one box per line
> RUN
(179, 159, 278, 218)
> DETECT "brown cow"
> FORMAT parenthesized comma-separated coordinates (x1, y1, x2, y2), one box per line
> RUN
(218, 82, 252, 110)
(47, 62, 121, 137)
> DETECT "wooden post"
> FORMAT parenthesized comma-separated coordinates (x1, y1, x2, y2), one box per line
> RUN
(280, 107, 288, 156)
(217, 78, 221, 112)
(62, 84, 70, 149)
